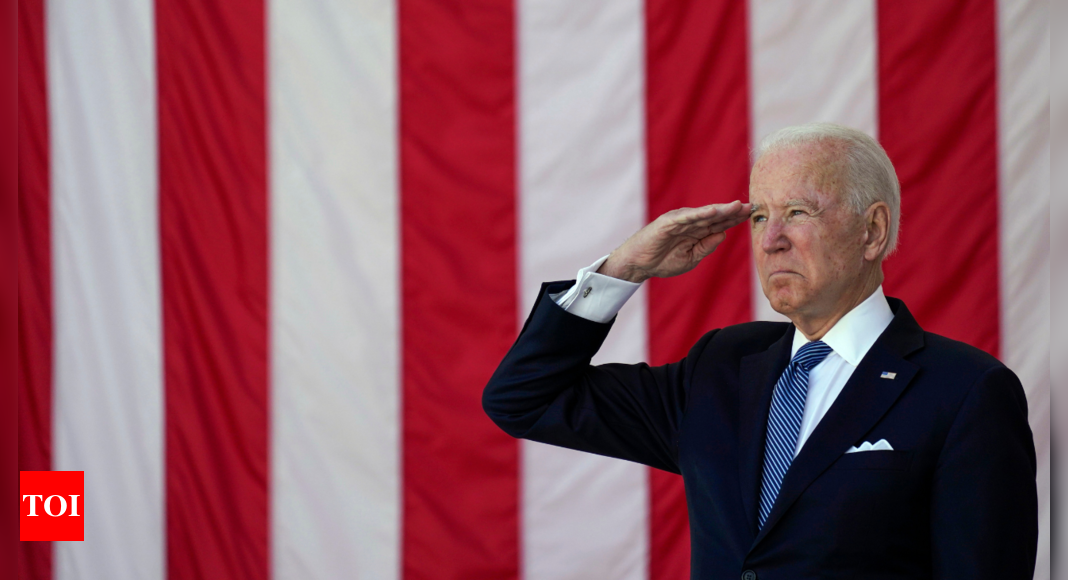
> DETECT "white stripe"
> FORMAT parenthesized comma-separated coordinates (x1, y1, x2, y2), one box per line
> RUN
(48, 0, 163, 578)
(268, 0, 400, 577)
(996, 2, 1050, 578)
(517, 0, 648, 577)
(747, 0, 878, 322)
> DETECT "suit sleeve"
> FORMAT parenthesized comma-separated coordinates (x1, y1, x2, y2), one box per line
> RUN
(930, 365, 1038, 579)
(482, 281, 714, 474)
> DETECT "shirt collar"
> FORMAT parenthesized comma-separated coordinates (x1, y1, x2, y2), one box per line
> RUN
(790, 286, 894, 367)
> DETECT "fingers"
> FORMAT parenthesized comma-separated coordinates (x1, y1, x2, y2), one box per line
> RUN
(666, 200, 751, 230)
(693, 231, 727, 259)
(692, 209, 750, 260)
(668, 200, 749, 226)
(692, 210, 748, 259)
(706, 212, 751, 234)
(665, 203, 751, 239)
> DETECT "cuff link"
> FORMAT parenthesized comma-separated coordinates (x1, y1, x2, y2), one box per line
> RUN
(582, 287, 592, 298)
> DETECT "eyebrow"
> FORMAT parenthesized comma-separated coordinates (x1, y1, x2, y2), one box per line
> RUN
(749, 198, 819, 214)
(784, 198, 819, 210)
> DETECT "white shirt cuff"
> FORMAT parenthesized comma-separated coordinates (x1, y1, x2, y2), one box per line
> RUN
(550, 255, 641, 324)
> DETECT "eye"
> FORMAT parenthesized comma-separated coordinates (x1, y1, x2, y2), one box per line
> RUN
(752, 215, 766, 223)
(790, 209, 805, 217)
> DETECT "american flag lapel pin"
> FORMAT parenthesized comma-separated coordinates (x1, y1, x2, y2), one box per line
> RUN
(880, 371, 897, 380)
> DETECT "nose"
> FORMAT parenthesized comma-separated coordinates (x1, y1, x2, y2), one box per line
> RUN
(760, 218, 789, 254)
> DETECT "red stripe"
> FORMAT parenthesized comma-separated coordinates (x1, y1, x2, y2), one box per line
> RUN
(18, 0, 53, 577)
(644, 0, 752, 577)
(398, 0, 519, 577)
(877, 0, 1000, 357)
(156, 1, 270, 578)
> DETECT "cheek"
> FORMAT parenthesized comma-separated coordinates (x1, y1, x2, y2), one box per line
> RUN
(818, 230, 864, 276)
(750, 228, 766, 260)
(785, 227, 816, 260)
(750, 221, 764, 240)
(790, 228, 842, 278)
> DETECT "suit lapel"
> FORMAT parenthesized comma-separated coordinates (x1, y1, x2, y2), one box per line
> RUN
(749, 298, 925, 550)
(737, 327, 793, 538)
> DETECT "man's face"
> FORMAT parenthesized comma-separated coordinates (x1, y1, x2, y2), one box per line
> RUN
(748, 142, 868, 319)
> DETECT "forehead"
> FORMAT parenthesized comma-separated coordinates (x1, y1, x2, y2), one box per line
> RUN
(749, 142, 847, 205)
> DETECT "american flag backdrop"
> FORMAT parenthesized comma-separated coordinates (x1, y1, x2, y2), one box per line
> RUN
(18, 0, 1049, 578)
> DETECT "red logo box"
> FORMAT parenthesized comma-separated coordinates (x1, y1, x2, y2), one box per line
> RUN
(20, 471, 84, 541)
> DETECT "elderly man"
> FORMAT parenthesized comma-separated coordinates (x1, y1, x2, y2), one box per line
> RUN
(483, 124, 1037, 579)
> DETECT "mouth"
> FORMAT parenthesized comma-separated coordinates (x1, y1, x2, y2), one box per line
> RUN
(768, 270, 798, 277)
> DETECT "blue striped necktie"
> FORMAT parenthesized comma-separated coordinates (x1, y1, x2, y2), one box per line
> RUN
(758, 340, 832, 528)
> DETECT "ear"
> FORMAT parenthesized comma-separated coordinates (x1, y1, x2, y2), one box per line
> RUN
(862, 201, 890, 261)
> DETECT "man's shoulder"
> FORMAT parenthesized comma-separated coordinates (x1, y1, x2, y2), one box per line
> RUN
(883, 297, 1008, 380)
(691, 320, 792, 361)
(720, 319, 793, 343)
(920, 331, 1003, 367)
(912, 330, 1012, 388)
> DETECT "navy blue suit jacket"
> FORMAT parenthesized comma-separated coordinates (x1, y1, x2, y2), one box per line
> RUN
(483, 281, 1038, 579)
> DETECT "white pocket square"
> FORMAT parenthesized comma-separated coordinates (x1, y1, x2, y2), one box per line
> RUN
(846, 439, 894, 453)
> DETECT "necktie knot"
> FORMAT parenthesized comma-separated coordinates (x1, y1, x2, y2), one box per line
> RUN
(792, 340, 832, 372)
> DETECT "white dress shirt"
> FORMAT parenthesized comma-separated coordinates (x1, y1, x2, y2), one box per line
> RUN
(554, 255, 894, 457)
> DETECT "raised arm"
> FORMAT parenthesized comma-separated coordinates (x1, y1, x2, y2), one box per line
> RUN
(482, 201, 750, 472)
(482, 280, 717, 472)
(597, 200, 751, 283)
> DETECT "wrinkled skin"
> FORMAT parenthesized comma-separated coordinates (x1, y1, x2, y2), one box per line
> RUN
(748, 141, 890, 339)
(599, 139, 891, 341)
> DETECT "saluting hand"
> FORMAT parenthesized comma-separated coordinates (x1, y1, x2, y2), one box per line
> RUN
(597, 200, 752, 283)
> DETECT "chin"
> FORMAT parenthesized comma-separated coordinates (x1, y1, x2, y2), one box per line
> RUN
(766, 293, 794, 315)
(769, 299, 796, 316)
(765, 284, 804, 316)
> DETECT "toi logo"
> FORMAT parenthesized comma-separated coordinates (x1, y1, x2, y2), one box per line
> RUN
(20, 471, 84, 541)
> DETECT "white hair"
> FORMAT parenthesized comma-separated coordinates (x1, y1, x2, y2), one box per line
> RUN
(755, 123, 901, 257)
